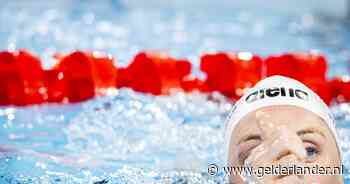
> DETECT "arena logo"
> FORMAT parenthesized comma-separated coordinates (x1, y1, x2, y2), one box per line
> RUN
(245, 87, 309, 103)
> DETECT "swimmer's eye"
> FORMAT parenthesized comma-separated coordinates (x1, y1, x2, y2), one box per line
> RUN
(304, 142, 320, 161)
(306, 147, 318, 157)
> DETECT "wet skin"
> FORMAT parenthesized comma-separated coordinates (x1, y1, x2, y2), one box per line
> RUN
(227, 105, 343, 184)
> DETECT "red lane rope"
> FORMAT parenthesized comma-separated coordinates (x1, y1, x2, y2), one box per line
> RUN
(0, 50, 348, 106)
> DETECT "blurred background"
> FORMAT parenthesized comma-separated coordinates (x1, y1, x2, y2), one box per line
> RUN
(2, 0, 350, 75)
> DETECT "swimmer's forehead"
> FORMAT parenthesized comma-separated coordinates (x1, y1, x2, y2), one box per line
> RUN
(232, 105, 330, 143)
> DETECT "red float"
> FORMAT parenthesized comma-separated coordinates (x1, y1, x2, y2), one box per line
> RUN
(0, 50, 45, 106)
(52, 51, 117, 102)
(125, 52, 191, 95)
(17, 51, 46, 104)
(0, 51, 24, 105)
(200, 52, 263, 99)
(329, 77, 350, 103)
(265, 52, 327, 81)
(304, 79, 333, 105)
(53, 51, 95, 102)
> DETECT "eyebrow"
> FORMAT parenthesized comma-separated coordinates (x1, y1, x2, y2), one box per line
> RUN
(238, 134, 262, 145)
(297, 128, 326, 138)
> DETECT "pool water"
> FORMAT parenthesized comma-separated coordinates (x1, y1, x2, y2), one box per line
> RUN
(1, 1, 350, 183)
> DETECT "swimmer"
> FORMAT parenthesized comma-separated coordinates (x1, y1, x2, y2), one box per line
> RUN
(225, 76, 343, 184)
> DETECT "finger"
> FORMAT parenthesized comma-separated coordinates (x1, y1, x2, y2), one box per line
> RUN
(269, 128, 306, 161)
(245, 134, 306, 169)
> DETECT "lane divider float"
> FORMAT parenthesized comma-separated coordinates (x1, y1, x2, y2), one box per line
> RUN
(0, 50, 349, 106)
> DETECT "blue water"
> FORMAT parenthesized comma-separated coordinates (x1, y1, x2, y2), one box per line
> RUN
(1, 1, 350, 183)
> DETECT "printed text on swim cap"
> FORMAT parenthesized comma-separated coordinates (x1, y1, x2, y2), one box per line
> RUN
(245, 87, 309, 103)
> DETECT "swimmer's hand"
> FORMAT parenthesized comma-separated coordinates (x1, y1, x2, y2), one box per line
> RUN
(242, 127, 307, 184)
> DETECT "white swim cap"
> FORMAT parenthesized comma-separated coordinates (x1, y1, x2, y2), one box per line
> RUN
(224, 75, 340, 164)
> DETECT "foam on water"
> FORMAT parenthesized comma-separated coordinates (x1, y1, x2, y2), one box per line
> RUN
(1, 1, 350, 183)
(0, 90, 231, 183)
